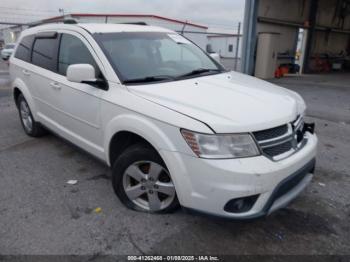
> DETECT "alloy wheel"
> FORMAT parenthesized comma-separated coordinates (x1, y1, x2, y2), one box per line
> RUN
(20, 100, 33, 133)
(122, 161, 176, 211)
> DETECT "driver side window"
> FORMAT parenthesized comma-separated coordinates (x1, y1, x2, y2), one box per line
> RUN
(58, 34, 100, 77)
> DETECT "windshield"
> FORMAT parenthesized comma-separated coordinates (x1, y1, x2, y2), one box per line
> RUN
(5, 44, 15, 49)
(94, 32, 224, 84)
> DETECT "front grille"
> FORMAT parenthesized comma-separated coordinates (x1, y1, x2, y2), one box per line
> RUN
(263, 141, 293, 157)
(253, 125, 288, 141)
(253, 116, 306, 160)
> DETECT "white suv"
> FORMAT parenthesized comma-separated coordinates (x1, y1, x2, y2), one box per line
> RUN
(9, 22, 317, 219)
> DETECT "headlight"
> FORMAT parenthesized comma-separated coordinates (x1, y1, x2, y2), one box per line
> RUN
(181, 129, 260, 159)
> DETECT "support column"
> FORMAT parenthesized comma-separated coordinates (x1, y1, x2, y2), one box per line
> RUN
(303, 0, 319, 73)
(241, 0, 259, 75)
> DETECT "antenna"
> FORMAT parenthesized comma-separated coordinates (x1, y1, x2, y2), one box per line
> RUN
(58, 8, 65, 16)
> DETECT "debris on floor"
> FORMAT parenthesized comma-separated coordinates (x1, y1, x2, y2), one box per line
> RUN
(67, 180, 78, 185)
(94, 207, 102, 214)
(318, 182, 326, 187)
(274, 232, 284, 241)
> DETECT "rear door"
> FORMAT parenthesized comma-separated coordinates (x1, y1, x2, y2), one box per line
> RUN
(30, 32, 61, 123)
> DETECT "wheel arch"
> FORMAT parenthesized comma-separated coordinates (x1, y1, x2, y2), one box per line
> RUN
(13, 87, 21, 106)
(108, 131, 158, 167)
(105, 114, 178, 167)
(12, 78, 38, 119)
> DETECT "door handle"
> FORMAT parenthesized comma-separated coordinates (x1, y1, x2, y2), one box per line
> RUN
(50, 82, 61, 90)
(22, 69, 31, 76)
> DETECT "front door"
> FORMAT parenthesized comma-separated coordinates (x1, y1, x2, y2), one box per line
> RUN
(53, 32, 106, 157)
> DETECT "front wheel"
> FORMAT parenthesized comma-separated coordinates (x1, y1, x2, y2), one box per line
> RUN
(112, 144, 179, 213)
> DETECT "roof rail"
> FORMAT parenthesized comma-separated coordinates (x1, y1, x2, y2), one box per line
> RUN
(118, 22, 148, 26)
(63, 19, 77, 24)
(28, 19, 77, 28)
(28, 21, 46, 28)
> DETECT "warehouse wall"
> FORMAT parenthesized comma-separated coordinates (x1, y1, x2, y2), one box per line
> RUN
(257, 0, 350, 68)
(256, 0, 310, 68)
(243, 0, 350, 75)
(316, 0, 350, 29)
(311, 0, 350, 55)
(313, 31, 349, 54)
(258, 0, 310, 22)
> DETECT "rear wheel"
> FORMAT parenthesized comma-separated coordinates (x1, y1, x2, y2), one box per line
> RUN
(17, 94, 46, 137)
(112, 143, 179, 213)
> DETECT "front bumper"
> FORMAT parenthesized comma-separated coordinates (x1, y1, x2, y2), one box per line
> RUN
(160, 132, 318, 219)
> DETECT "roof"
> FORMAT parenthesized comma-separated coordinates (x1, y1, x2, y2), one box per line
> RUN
(44, 13, 208, 30)
(18, 23, 175, 37)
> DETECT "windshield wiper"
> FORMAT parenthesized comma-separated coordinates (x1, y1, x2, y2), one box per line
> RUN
(177, 68, 222, 79)
(123, 75, 175, 84)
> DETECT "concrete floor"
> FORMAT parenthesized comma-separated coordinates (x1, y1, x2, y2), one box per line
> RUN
(0, 62, 349, 256)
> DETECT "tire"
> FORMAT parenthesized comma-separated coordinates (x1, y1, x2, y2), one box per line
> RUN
(17, 94, 47, 137)
(112, 143, 179, 213)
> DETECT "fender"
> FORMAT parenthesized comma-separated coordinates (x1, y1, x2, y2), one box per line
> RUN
(104, 113, 183, 166)
(11, 77, 39, 120)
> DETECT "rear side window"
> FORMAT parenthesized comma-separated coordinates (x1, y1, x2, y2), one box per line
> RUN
(32, 36, 59, 72)
(58, 34, 100, 77)
(14, 35, 34, 62)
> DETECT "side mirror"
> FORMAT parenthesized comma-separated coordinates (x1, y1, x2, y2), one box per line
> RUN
(67, 64, 96, 83)
(209, 53, 221, 63)
(66, 64, 108, 90)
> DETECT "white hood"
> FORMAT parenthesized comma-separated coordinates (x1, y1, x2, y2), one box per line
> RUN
(128, 71, 305, 133)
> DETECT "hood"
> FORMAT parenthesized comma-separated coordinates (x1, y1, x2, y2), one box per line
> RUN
(128, 72, 305, 133)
